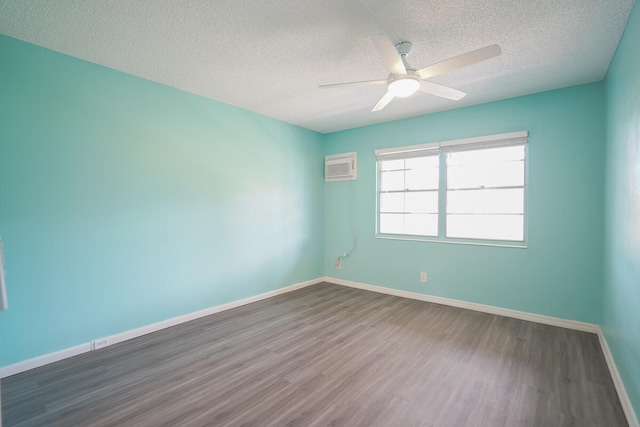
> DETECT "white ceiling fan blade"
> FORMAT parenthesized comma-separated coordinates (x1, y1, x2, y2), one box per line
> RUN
(371, 35, 407, 75)
(417, 44, 502, 80)
(418, 81, 466, 100)
(372, 90, 395, 112)
(319, 79, 387, 89)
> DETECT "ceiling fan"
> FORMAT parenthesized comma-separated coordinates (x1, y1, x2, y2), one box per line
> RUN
(320, 35, 501, 112)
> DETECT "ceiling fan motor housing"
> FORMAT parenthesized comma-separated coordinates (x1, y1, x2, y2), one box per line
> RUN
(395, 41, 413, 56)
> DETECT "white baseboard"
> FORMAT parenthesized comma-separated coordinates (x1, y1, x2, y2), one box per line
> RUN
(0, 343, 91, 379)
(0, 277, 323, 379)
(325, 277, 599, 333)
(597, 328, 639, 427)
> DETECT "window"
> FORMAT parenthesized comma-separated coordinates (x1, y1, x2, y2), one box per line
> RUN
(378, 148, 439, 236)
(376, 131, 527, 244)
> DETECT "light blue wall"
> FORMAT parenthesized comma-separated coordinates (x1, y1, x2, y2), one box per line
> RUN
(0, 36, 324, 366)
(604, 1, 640, 419)
(324, 83, 606, 324)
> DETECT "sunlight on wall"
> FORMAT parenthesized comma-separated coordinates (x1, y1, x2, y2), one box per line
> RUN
(626, 84, 640, 262)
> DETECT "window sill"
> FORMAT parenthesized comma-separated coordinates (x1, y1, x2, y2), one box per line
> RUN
(375, 234, 528, 249)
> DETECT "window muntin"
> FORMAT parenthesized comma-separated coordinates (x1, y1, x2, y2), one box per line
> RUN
(376, 132, 527, 244)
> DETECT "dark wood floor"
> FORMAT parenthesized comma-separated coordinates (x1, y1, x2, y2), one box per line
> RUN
(1, 283, 628, 426)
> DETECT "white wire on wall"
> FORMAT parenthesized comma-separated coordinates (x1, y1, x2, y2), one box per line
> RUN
(0, 236, 7, 310)
(336, 180, 357, 268)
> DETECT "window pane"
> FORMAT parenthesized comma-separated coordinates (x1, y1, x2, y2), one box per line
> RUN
(380, 171, 405, 191)
(447, 189, 524, 214)
(406, 166, 439, 190)
(405, 191, 438, 213)
(380, 213, 438, 236)
(380, 193, 404, 213)
(380, 159, 405, 171)
(447, 146, 525, 166)
(380, 213, 404, 234)
(405, 214, 438, 236)
(447, 160, 524, 189)
(447, 214, 524, 241)
(405, 156, 439, 170)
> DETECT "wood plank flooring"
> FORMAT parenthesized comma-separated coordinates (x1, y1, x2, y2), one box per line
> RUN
(1, 283, 628, 426)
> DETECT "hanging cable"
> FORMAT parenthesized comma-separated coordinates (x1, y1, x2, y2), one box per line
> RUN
(337, 180, 357, 268)
(0, 236, 7, 310)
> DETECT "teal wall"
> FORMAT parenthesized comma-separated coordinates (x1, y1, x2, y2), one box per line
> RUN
(0, 36, 324, 366)
(604, 1, 640, 419)
(324, 83, 606, 324)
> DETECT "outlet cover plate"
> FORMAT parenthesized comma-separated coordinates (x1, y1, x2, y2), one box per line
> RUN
(92, 338, 110, 350)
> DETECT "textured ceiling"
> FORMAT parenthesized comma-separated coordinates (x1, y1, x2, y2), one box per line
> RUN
(0, 0, 635, 133)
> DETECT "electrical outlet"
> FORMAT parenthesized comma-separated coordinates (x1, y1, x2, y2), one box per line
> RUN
(336, 259, 341, 269)
(92, 338, 110, 350)
(420, 272, 428, 283)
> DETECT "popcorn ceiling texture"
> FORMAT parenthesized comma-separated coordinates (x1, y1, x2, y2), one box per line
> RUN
(0, 0, 635, 133)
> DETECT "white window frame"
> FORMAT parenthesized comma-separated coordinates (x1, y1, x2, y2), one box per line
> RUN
(377, 145, 440, 237)
(375, 131, 528, 248)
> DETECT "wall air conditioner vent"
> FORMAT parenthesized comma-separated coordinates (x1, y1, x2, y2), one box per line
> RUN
(325, 152, 357, 182)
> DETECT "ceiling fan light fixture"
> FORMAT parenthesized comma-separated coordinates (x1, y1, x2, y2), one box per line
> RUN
(388, 76, 420, 98)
